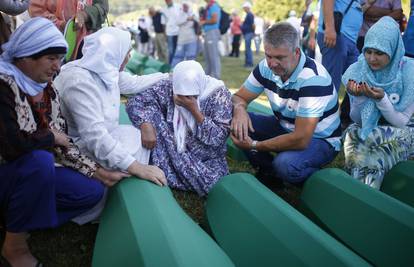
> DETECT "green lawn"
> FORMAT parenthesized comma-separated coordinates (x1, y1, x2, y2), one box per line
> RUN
(0, 52, 346, 267)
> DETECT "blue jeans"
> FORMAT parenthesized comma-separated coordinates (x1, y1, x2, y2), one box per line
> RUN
(167, 35, 178, 65)
(317, 32, 359, 92)
(243, 32, 254, 66)
(403, 1, 414, 57)
(171, 41, 198, 67)
(245, 113, 337, 184)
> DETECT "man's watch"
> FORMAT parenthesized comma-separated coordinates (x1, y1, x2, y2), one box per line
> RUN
(251, 140, 258, 152)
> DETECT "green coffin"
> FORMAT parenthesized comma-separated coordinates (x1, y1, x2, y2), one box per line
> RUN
(300, 168, 414, 267)
(92, 178, 234, 267)
(206, 173, 370, 267)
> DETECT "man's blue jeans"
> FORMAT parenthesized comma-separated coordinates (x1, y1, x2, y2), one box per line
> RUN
(317, 32, 359, 92)
(245, 113, 338, 184)
(167, 35, 178, 65)
(243, 32, 254, 66)
(171, 41, 198, 67)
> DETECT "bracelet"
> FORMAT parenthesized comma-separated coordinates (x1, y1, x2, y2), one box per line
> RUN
(251, 140, 258, 152)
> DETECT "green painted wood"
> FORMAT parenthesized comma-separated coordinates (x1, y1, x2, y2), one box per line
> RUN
(92, 178, 234, 267)
(206, 173, 370, 267)
(300, 168, 414, 267)
(381, 160, 414, 208)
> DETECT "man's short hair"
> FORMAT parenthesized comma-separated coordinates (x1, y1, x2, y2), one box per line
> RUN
(264, 22, 300, 51)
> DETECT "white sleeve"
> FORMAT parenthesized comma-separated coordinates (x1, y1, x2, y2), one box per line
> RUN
(349, 95, 368, 125)
(376, 93, 414, 128)
(118, 71, 169, 95)
(59, 74, 135, 171)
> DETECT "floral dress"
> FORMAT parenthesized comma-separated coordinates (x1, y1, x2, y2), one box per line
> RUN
(344, 118, 414, 189)
(126, 78, 232, 196)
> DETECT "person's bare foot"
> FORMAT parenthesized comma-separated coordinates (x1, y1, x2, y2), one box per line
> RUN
(2, 232, 38, 267)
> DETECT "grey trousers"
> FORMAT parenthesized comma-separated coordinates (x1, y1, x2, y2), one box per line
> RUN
(154, 33, 168, 63)
(203, 29, 221, 79)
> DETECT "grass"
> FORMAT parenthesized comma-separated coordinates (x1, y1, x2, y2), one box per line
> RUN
(1, 51, 346, 267)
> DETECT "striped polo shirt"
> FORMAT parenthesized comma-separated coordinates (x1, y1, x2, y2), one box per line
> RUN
(243, 51, 342, 151)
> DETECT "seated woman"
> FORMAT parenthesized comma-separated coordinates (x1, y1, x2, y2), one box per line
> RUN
(126, 60, 232, 196)
(54, 27, 167, 186)
(342, 16, 414, 189)
(0, 17, 125, 267)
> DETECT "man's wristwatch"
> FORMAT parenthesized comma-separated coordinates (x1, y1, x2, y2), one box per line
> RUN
(251, 140, 258, 152)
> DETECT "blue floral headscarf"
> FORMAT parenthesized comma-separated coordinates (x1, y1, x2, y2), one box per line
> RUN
(342, 16, 414, 140)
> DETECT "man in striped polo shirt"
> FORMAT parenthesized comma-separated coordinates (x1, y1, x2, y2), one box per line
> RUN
(231, 22, 341, 185)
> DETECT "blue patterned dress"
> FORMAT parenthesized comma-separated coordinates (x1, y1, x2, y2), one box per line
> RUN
(126, 78, 232, 196)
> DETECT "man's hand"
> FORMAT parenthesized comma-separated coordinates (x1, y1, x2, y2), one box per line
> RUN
(94, 167, 130, 187)
(51, 129, 71, 148)
(230, 133, 253, 150)
(140, 122, 157, 149)
(324, 27, 337, 48)
(230, 104, 254, 141)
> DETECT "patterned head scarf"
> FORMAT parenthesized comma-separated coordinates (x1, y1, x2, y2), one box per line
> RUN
(342, 16, 414, 139)
(172, 60, 224, 153)
(62, 27, 131, 91)
(0, 17, 68, 96)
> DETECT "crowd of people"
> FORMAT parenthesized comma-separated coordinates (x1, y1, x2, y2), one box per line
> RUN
(0, 0, 414, 266)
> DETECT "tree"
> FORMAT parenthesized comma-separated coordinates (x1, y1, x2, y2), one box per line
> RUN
(254, 0, 304, 23)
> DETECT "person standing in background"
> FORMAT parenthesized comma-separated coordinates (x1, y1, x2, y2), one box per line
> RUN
(149, 6, 168, 63)
(162, 0, 180, 65)
(253, 15, 264, 55)
(171, 2, 198, 67)
(0, 0, 30, 52)
(403, 0, 413, 57)
(29, 0, 109, 60)
(241, 1, 254, 68)
(356, 0, 402, 52)
(200, 0, 221, 78)
(229, 9, 242, 57)
(317, 0, 363, 129)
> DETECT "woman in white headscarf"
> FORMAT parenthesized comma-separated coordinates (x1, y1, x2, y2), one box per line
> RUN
(126, 60, 232, 196)
(0, 17, 121, 267)
(54, 27, 167, 186)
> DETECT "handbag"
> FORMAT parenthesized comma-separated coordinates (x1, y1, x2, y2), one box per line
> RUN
(323, 0, 355, 34)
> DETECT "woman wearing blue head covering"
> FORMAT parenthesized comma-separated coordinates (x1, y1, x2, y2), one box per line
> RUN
(342, 16, 414, 189)
(0, 17, 127, 267)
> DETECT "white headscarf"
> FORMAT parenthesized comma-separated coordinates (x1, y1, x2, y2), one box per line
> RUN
(172, 60, 224, 153)
(0, 17, 68, 96)
(61, 27, 131, 91)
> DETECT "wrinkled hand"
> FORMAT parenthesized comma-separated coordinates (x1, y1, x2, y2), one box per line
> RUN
(324, 27, 337, 48)
(51, 128, 71, 148)
(140, 123, 157, 149)
(94, 168, 130, 187)
(74, 11, 89, 30)
(174, 95, 198, 112)
(230, 105, 254, 141)
(230, 133, 253, 150)
(346, 80, 364, 96)
(361, 82, 384, 100)
(135, 164, 167, 186)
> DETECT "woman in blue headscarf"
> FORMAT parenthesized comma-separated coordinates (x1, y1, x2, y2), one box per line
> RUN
(342, 16, 414, 189)
(0, 17, 128, 267)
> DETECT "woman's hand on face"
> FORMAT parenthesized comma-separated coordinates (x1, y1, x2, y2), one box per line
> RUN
(140, 122, 157, 149)
(346, 80, 364, 96)
(361, 82, 385, 100)
(174, 95, 199, 112)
